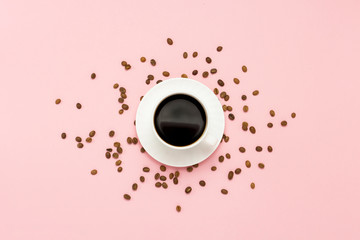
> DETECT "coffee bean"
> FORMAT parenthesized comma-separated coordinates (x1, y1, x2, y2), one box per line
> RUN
(114, 142, 120, 147)
(123, 194, 131, 200)
(140, 176, 145, 182)
(132, 137, 138, 144)
(226, 106, 232, 111)
(245, 160, 251, 168)
(222, 105, 227, 112)
(221, 189, 228, 195)
(225, 153, 231, 159)
(118, 98, 124, 103)
(160, 165, 166, 172)
(225, 95, 230, 101)
(167, 38, 173, 45)
(119, 109, 124, 115)
(228, 171, 234, 180)
(117, 166, 123, 172)
(122, 104, 129, 110)
(105, 152, 111, 159)
(115, 160, 122, 166)
(156, 80, 162, 84)
(121, 61, 127, 66)
(235, 168, 241, 174)
(241, 95, 247, 100)
(270, 110, 275, 117)
(77, 143, 84, 148)
(116, 147, 123, 154)
(155, 182, 162, 188)
(173, 177, 179, 185)
(193, 164, 199, 168)
(214, 88, 219, 95)
(75, 136, 82, 142)
(140, 57, 146, 62)
(228, 113, 235, 120)
(55, 99, 61, 104)
(217, 79, 224, 87)
(126, 137, 132, 144)
(150, 59, 156, 66)
(185, 186, 192, 194)
(162, 182, 168, 189)
(89, 130, 96, 137)
(175, 171, 180, 178)
(242, 65, 247, 72)
(243, 105, 249, 112)
(267, 122, 273, 128)
(242, 122, 248, 131)
(252, 90, 259, 96)
(145, 79, 150, 85)
(233, 78, 240, 84)
(140, 147, 145, 153)
(113, 83, 119, 89)
(143, 167, 150, 172)
(249, 126, 256, 134)
(121, 93, 127, 99)
(224, 135, 229, 142)
(176, 205, 181, 212)
(163, 71, 170, 77)
(219, 155, 224, 163)
(109, 130, 115, 137)
(181, 74, 188, 78)
(125, 64, 131, 70)
(169, 173, 174, 179)
(76, 103, 82, 109)
(239, 147, 246, 153)
(211, 166, 217, 171)
(106, 148, 112, 152)
(255, 146, 263, 152)
(291, 112, 296, 118)
(281, 120, 288, 126)
(192, 70, 198, 75)
(199, 180, 206, 187)
(140, 96, 143, 101)
(202, 71, 209, 78)
(85, 137, 92, 143)
(154, 173, 160, 180)
(112, 152, 119, 159)
(61, 132, 66, 139)
(187, 167, 193, 172)
(90, 169, 97, 175)
(210, 68, 217, 74)
(250, 182, 255, 189)
(192, 52, 198, 58)
(258, 163, 265, 169)
(220, 92, 226, 98)
(91, 73, 96, 79)
(217, 46, 223, 52)
(206, 57, 212, 64)
(146, 75, 154, 81)
(267, 145, 273, 152)
(160, 175, 167, 181)
(132, 183, 138, 191)
(183, 52, 188, 59)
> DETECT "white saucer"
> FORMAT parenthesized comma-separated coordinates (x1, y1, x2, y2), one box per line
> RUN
(135, 78, 225, 167)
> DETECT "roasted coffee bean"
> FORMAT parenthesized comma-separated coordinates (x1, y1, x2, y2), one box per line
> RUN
(224, 95, 229, 101)
(210, 68, 217, 74)
(221, 189, 228, 195)
(281, 120, 288, 126)
(242, 65, 247, 72)
(224, 135, 229, 142)
(226, 106, 232, 111)
(155, 182, 162, 188)
(85, 137, 92, 143)
(241, 95, 247, 100)
(222, 105, 227, 112)
(121, 93, 127, 99)
(167, 38, 173, 45)
(125, 64, 131, 70)
(270, 110, 275, 117)
(206, 57, 212, 64)
(193, 164, 199, 168)
(243, 105, 249, 112)
(76, 103, 82, 109)
(61, 132, 66, 139)
(106, 148, 112, 152)
(117, 166, 123, 172)
(115, 160, 122, 166)
(127, 137, 132, 144)
(147, 75, 154, 80)
(239, 147, 246, 153)
(90, 169, 97, 175)
(75, 136, 82, 142)
(228, 171, 234, 180)
(160, 175, 167, 181)
(217, 79, 224, 87)
(267, 122, 273, 128)
(140, 96, 143, 101)
(291, 112, 296, 118)
(181, 74, 188, 78)
(183, 52, 188, 59)
(211, 166, 217, 171)
(89, 130, 96, 137)
(116, 147, 123, 154)
(113, 83, 119, 89)
(140, 176, 145, 182)
(255, 146, 263, 152)
(258, 163, 265, 169)
(121, 61, 127, 66)
(112, 152, 119, 159)
(132, 183, 138, 191)
(187, 167, 193, 172)
(140, 57, 146, 62)
(109, 130, 115, 137)
(156, 80, 162, 84)
(162, 182, 168, 189)
(233, 78, 240, 84)
(143, 167, 150, 172)
(155, 173, 160, 180)
(132, 137, 138, 144)
(140, 147, 145, 153)
(169, 173, 174, 179)
(150, 59, 156, 66)
(249, 126, 256, 134)
(114, 142, 120, 147)
(185, 186, 192, 194)
(250, 182, 255, 189)
(235, 168, 241, 174)
(105, 152, 111, 159)
(214, 88, 219, 95)
(252, 90, 259, 96)
(220, 91, 226, 98)
(91, 73, 96, 79)
(192, 70, 198, 75)
(192, 52, 198, 58)
(176, 205, 181, 212)
(217, 46, 223, 52)
(175, 171, 180, 178)
(242, 121, 249, 131)
(219, 155, 224, 163)
(123, 194, 131, 200)
(199, 180, 206, 187)
(145, 79, 150, 85)
(173, 177, 179, 185)
(118, 98, 124, 103)
(160, 165, 166, 172)
(202, 71, 209, 78)
(267, 145, 273, 152)
(228, 113, 235, 120)
(55, 99, 61, 104)
(245, 160, 251, 168)
(225, 153, 231, 159)
(163, 71, 170, 77)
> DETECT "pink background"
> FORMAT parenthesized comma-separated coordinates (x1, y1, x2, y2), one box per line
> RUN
(1, 0, 360, 239)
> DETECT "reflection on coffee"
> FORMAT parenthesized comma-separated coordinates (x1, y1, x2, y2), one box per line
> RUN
(154, 94, 206, 146)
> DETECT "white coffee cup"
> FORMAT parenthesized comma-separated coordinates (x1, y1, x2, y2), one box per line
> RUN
(135, 78, 225, 167)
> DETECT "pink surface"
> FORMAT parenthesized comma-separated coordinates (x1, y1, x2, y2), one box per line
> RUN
(1, 0, 360, 239)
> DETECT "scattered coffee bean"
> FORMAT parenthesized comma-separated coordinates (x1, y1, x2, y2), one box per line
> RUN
(114, 142, 120, 147)
(291, 112, 296, 118)
(183, 52, 188, 59)
(221, 189, 228, 195)
(233, 78, 240, 84)
(225, 153, 231, 159)
(185, 186, 192, 194)
(160, 165, 166, 172)
(140, 176, 145, 182)
(109, 130, 115, 137)
(210, 68, 217, 74)
(226, 106, 232, 111)
(55, 99, 61, 104)
(173, 177, 179, 185)
(91, 73, 96, 79)
(76, 103, 82, 109)
(162, 182, 168, 189)
(145, 79, 150, 85)
(132, 137, 138, 144)
(163, 71, 170, 77)
(270, 110, 275, 117)
(126, 137, 132, 144)
(140, 147, 145, 153)
(224, 135, 229, 142)
(250, 182, 255, 189)
(241, 95, 247, 101)
(123, 194, 131, 200)
(181, 74, 188, 78)
(267, 122, 273, 128)
(211, 166, 217, 171)
(228, 171, 234, 180)
(228, 113, 235, 120)
(61, 132, 66, 139)
(214, 88, 219, 95)
(90, 169, 97, 175)
(252, 90, 259, 96)
(242, 65, 247, 72)
(258, 163, 265, 169)
(77, 143, 83, 148)
(176, 205, 181, 212)
(121, 61, 127, 66)
(235, 168, 241, 174)
(115, 160, 122, 166)
(147, 75, 154, 81)
(118, 98, 124, 103)
(175, 171, 180, 178)
(113, 83, 119, 89)
(242, 122, 249, 131)
(199, 180, 206, 187)
(167, 38, 173, 45)
(255, 146, 263, 152)
(117, 167, 123, 172)
(239, 147, 246, 153)
(112, 152, 119, 159)
(140, 96, 143, 101)
(243, 105, 249, 112)
(187, 166, 193, 172)
(224, 95, 230, 101)
(122, 104, 129, 110)
(222, 105, 227, 112)
(140, 57, 146, 62)
(169, 173, 174, 179)
(281, 120, 288, 126)
(206, 57, 212, 64)
(125, 64, 131, 70)
(220, 91, 226, 98)
(121, 93, 127, 99)
(89, 130, 96, 137)
(192, 70, 198, 75)
(192, 52, 198, 58)
(267, 145, 273, 152)
(106, 148, 112, 152)
(193, 164, 199, 168)
(116, 147, 123, 154)
(132, 183, 138, 191)
(202, 71, 209, 78)
(156, 80, 162, 84)
(217, 46, 223, 52)
(160, 175, 167, 181)
(105, 152, 111, 159)
(154, 173, 160, 180)
(150, 59, 156, 66)
(85, 137, 92, 143)
(217, 79, 224, 87)
(245, 160, 251, 168)
(75, 136, 82, 142)
(219, 155, 224, 163)
(249, 126, 256, 134)
(143, 167, 150, 172)
(155, 182, 162, 188)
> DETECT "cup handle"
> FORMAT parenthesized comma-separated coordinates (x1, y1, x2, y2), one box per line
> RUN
(203, 134, 218, 147)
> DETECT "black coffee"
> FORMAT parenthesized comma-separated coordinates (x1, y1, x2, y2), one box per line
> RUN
(154, 94, 206, 146)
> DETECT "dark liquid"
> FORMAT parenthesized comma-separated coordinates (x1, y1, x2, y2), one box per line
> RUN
(154, 94, 206, 147)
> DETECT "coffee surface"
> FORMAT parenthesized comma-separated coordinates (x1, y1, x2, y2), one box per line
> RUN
(154, 94, 206, 146)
